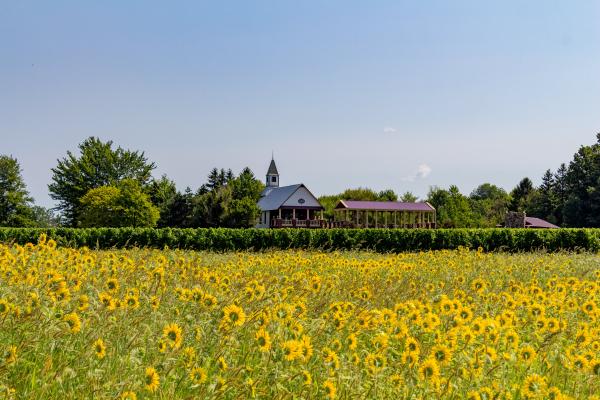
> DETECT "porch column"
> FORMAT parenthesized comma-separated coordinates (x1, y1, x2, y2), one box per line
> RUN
(375, 211, 378, 228)
(394, 211, 397, 228)
(365, 211, 369, 228)
(278, 209, 282, 218)
(292, 209, 296, 219)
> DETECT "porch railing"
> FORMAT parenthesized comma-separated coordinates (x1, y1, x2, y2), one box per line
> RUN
(271, 219, 325, 228)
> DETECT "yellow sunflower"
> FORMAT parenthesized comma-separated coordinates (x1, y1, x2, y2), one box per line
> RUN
(190, 366, 207, 385)
(120, 391, 137, 400)
(301, 370, 312, 386)
(282, 340, 301, 361)
(323, 379, 337, 399)
(221, 304, 246, 328)
(418, 358, 440, 384)
(63, 313, 81, 334)
(518, 344, 537, 365)
(255, 328, 272, 352)
(144, 367, 160, 392)
(93, 338, 106, 359)
(163, 323, 183, 349)
(521, 374, 547, 398)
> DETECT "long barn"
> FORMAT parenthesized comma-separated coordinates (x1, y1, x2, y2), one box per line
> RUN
(332, 200, 436, 228)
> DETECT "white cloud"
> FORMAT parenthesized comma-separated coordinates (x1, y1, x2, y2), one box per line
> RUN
(383, 126, 397, 134)
(416, 163, 432, 179)
(401, 163, 432, 182)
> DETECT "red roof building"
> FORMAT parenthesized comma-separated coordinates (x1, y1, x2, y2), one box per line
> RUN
(525, 217, 559, 229)
(504, 212, 559, 229)
(333, 200, 436, 228)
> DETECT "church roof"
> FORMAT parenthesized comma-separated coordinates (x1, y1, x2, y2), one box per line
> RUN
(267, 159, 279, 175)
(258, 184, 302, 211)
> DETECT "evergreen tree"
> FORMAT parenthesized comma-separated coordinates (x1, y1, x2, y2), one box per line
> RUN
(552, 163, 568, 225)
(0, 155, 34, 226)
(509, 177, 536, 212)
(562, 134, 600, 227)
(529, 170, 558, 224)
(206, 168, 233, 191)
(165, 188, 195, 227)
(191, 168, 263, 228)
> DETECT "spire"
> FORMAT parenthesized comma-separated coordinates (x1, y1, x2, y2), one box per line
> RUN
(266, 157, 279, 187)
(267, 159, 279, 175)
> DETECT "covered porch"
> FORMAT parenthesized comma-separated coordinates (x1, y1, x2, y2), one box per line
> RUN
(266, 206, 326, 228)
(333, 200, 436, 229)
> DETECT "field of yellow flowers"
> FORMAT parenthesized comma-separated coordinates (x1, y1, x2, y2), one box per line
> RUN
(1, 235, 599, 399)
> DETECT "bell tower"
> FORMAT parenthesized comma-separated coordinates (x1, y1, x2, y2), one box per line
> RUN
(266, 157, 279, 188)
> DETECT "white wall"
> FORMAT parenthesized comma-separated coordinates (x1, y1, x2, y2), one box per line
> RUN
(255, 211, 270, 228)
(282, 186, 321, 208)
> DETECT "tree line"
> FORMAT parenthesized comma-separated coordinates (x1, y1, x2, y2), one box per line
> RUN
(1, 134, 599, 228)
(316, 134, 600, 228)
(1, 137, 264, 228)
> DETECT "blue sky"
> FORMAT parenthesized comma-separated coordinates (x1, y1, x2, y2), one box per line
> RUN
(1, 1, 599, 207)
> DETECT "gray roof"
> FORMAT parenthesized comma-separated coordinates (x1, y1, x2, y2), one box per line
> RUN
(258, 184, 302, 211)
(267, 159, 279, 175)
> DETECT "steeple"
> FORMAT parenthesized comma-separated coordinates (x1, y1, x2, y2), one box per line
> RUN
(266, 157, 279, 187)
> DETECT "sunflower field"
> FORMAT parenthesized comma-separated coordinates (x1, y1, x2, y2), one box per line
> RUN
(1, 235, 599, 399)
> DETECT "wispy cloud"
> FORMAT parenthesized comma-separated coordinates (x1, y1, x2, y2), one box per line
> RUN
(383, 126, 397, 134)
(416, 163, 432, 179)
(401, 163, 432, 182)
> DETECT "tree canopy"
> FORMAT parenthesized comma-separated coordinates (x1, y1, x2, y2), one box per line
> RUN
(191, 167, 264, 228)
(78, 179, 159, 227)
(0, 155, 34, 227)
(561, 134, 600, 227)
(427, 185, 477, 228)
(49, 137, 155, 226)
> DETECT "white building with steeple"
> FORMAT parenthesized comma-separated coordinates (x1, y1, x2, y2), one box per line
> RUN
(256, 158, 325, 228)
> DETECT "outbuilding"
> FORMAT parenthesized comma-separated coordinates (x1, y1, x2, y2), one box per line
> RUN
(333, 200, 436, 228)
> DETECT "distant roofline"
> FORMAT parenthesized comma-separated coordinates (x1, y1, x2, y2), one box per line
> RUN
(335, 199, 435, 212)
(525, 216, 559, 229)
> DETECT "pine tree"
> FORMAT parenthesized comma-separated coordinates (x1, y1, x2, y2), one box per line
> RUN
(0, 155, 34, 226)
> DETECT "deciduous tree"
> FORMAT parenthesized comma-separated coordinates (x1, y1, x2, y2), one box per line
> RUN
(78, 179, 159, 227)
(49, 137, 155, 226)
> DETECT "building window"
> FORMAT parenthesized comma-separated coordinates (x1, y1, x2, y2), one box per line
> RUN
(271, 176, 277, 183)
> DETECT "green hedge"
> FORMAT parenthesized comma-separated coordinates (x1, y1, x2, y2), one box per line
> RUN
(0, 228, 599, 252)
